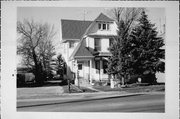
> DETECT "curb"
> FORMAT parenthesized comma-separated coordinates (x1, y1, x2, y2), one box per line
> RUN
(17, 93, 143, 108)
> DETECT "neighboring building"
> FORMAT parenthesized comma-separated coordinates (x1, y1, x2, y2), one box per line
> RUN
(61, 13, 118, 86)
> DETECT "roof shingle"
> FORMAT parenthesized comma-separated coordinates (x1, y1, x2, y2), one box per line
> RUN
(95, 13, 114, 22)
(61, 19, 92, 40)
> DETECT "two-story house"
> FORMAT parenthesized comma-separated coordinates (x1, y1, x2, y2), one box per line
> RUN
(61, 13, 118, 86)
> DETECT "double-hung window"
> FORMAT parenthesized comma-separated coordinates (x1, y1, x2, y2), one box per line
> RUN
(98, 23, 109, 30)
(94, 38, 101, 51)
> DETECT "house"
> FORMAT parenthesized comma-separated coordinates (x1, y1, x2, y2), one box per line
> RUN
(61, 12, 165, 86)
(61, 13, 118, 86)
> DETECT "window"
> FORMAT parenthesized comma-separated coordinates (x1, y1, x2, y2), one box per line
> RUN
(98, 23, 109, 30)
(94, 38, 101, 51)
(98, 23, 101, 30)
(103, 24, 106, 30)
(78, 64, 82, 70)
(109, 38, 115, 47)
(69, 41, 75, 48)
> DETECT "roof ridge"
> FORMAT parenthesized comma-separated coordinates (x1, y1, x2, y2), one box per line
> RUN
(61, 19, 92, 22)
(95, 12, 114, 22)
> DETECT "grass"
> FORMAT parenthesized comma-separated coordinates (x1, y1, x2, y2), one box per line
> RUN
(93, 83, 165, 93)
(17, 86, 64, 99)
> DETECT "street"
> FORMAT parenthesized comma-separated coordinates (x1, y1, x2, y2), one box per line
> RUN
(17, 93, 164, 112)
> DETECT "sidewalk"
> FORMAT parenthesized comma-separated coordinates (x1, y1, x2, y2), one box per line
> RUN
(17, 91, 164, 108)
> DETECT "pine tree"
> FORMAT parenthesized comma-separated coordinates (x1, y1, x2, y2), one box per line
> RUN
(107, 20, 131, 84)
(128, 11, 165, 83)
(107, 10, 165, 85)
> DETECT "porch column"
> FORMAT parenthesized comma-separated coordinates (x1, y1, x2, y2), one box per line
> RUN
(100, 59, 103, 81)
(75, 60, 79, 86)
(89, 59, 92, 84)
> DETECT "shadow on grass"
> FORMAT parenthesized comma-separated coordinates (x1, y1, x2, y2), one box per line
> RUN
(17, 80, 66, 88)
(93, 83, 165, 93)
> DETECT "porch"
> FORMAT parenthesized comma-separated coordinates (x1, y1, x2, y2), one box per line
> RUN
(72, 56, 110, 87)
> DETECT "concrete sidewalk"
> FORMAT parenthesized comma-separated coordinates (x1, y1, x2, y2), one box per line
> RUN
(17, 91, 164, 108)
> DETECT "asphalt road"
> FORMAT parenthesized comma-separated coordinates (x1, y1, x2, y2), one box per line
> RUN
(17, 93, 164, 112)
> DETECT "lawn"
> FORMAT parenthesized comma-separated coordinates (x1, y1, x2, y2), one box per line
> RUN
(17, 86, 64, 99)
(93, 83, 165, 93)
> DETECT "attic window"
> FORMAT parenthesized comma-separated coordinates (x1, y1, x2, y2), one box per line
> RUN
(103, 24, 106, 30)
(98, 23, 101, 29)
(98, 23, 109, 30)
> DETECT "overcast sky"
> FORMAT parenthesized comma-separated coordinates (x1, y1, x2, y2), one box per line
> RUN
(17, 7, 165, 57)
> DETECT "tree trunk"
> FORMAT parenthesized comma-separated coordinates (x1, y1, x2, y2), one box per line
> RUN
(32, 49, 43, 85)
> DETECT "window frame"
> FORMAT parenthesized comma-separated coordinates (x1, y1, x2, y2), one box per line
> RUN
(98, 22, 110, 31)
(78, 63, 82, 70)
(94, 38, 101, 51)
(103, 23, 106, 30)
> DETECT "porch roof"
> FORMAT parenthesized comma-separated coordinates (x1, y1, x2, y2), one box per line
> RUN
(93, 52, 112, 57)
(69, 40, 94, 60)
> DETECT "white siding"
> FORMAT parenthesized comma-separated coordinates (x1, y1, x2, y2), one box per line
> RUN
(87, 37, 94, 52)
(101, 38, 109, 52)
(87, 21, 117, 36)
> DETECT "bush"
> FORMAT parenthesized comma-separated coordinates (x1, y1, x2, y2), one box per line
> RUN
(17, 73, 35, 87)
(127, 75, 139, 84)
(53, 75, 63, 80)
(24, 73, 35, 83)
(17, 73, 25, 86)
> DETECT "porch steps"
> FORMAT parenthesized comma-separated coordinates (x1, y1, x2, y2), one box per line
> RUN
(70, 84, 83, 92)
(85, 86, 104, 92)
(79, 78, 91, 87)
(78, 78, 104, 92)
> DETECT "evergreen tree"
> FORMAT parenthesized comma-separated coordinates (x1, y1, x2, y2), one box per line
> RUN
(107, 10, 165, 84)
(107, 8, 142, 85)
(127, 11, 165, 83)
(55, 54, 66, 77)
(107, 20, 131, 84)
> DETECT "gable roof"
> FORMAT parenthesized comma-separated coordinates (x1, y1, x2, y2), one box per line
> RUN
(61, 19, 92, 40)
(95, 13, 114, 22)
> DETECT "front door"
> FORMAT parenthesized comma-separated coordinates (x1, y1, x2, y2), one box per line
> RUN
(78, 63, 83, 79)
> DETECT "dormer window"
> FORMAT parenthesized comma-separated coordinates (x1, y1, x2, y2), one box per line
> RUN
(98, 23, 109, 30)
(103, 23, 106, 30)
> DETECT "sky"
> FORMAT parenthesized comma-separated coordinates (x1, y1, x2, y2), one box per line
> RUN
(17, 7, 165, 58)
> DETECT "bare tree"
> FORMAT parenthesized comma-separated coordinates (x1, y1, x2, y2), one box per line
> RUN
(17, 19, 56, 85)
(111, 8, 143, 35)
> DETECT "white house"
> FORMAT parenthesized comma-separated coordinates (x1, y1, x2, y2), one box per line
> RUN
(61, 13, 118, 86)
(61, 13, 165, 86)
